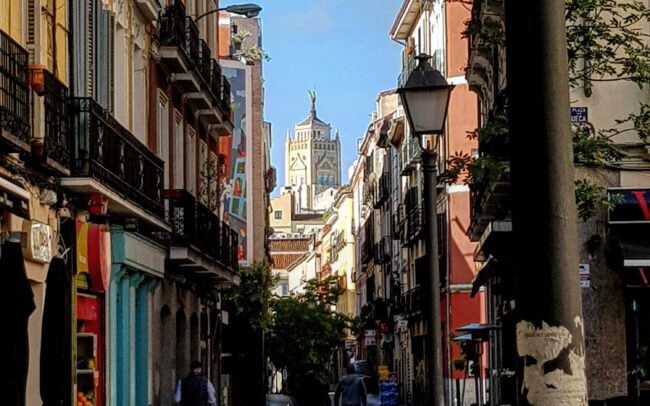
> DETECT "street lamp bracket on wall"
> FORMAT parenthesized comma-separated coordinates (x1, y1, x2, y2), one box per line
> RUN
(195, 3, 262, 22)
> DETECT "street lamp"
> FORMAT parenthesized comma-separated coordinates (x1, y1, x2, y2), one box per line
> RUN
(195, 3, 262, 22)
(397, 53, 452, 406)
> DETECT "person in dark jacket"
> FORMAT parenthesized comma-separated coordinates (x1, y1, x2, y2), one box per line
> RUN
(334, 364, 367, 406)
(174, 360, 217, 406)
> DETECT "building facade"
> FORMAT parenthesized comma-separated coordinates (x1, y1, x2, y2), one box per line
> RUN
(1, 1, 249, 405)
(466, 0, 650, 404)
(283, 93, 341, 212)
(385, 0, 484, 403)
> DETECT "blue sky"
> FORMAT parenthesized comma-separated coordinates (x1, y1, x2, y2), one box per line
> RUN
(253, 0, 403, 194)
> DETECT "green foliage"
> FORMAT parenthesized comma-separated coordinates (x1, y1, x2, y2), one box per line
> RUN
(566, 0, 650, 145)
(222, 262, 276, 330)
(573, 124, 624, 166)
(566, 0, 650, 88)
(574, 179, 617, 221)
(266, 276, 353, 385)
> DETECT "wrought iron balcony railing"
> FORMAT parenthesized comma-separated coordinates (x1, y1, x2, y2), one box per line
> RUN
(196, 202, 219, 258)
(165, 189, 239, 273)
(209, 59, 222, 105)
(42, 70, 69, 171)
(401, 285, 423, 317)
(157, 4, 199, 67)
(401, 187, 423, 246)
(197, 39, 212, 83)
(220, 220, 239, 272)
(220, 76, 231, 116)
(374, 236, 391, 264)
(0, 30, 30, 151)
(374, 171, 390, 208)
(69, 97, 165, 218)
(166, 189, 198, 246)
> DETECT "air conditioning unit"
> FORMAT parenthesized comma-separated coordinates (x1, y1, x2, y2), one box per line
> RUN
(23, 220, 52, 263)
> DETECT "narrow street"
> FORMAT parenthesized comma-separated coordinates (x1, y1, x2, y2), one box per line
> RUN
(2, 0, 650, 405)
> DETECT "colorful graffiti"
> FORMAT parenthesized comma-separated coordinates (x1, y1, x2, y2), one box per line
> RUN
(220, 63, 249, 263)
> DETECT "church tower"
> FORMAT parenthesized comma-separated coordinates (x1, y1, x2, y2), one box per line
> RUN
(284, 92, 341, 211)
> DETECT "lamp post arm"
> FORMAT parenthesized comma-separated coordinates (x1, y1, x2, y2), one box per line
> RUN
(195, 8, 221, 23)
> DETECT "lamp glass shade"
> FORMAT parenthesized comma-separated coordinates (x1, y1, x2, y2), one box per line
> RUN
(400, 86, 451, 135)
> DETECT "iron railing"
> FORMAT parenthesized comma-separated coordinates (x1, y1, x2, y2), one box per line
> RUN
(165, 189, 239, 273)
(166, 189, 198, 246)
(196, 202, 219, 258)
(42, 70, 69, 170)
(402, 187, 423, 246)
(361, 219, 374, 264)
(220, 221, 239, 272)
(69, 97, 165, 218)
(209, 59, 222, 105)
(157, 4, 199, 67)
(0, 30, 30, 150)
(401, 285, 423, 317)
(220, 76, 231, 117)
(374, 236, 391, 264)
(197, 39, 211, 83)
(374, 171, 390, 208)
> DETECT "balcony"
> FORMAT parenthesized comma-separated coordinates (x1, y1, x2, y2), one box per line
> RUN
(166, 189, 239, 286)
(212, 76, 233, 136)
(401, 286, 423, 318)
(0, 30, 30, 153)
(401, 187, 423, 246)
(63, 97, 168, 230)
(400, 137, 421, 175)
(361, 219, 375, 264)
(135, 0, 161, 20)
(157, 4, 200, 92)
(374, 236, 391, 264)
(373, 172, 390, 209)
(30, 69, 70, 175)
(187, 39, 213, 111)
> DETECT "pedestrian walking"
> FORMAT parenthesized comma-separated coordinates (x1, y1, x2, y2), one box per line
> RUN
(334, 364, 367, 406)
(174, 360, 217, 406)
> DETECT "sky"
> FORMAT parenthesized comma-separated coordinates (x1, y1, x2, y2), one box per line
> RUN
(253, 0, 404, 195)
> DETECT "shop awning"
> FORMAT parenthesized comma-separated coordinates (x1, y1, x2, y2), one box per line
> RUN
(618, 237, 650, 267)
(471, 255, 496, 298)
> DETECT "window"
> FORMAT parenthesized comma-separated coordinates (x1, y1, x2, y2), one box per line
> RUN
(172, 110, 184, 189)
(186, 126, 196, 196)
(156, 90, 169, 188)
(275, 211, 282, 220)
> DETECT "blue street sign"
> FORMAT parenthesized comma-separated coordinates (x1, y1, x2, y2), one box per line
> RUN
(570, 107, 588, 123)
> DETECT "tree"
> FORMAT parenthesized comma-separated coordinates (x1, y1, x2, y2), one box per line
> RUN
(451, 0, 650, 220)
(221, 262, 275, 406)
(266, 277, 353, 402)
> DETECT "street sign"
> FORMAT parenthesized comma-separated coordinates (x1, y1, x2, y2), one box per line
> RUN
(570, 107, 588, 123)
(579, 264, 590, 288)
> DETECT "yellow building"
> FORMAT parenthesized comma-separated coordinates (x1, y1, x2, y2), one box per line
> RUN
(1, 2, 69, 405)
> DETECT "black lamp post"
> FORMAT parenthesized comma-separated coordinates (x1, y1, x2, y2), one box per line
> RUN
(398, 54, 452, 406)
(195, 3, 262, 22)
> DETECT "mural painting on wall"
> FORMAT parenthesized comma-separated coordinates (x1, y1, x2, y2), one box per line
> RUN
(220, 65, 248, 262)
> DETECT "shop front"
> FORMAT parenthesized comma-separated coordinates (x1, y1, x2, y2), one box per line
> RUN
(75, 221, 111, 406)
(609, 187, 650, 404)
(108, 226, 165, 406)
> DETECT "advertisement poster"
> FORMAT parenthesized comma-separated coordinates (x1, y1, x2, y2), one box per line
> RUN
(220, 61, 252, 264)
